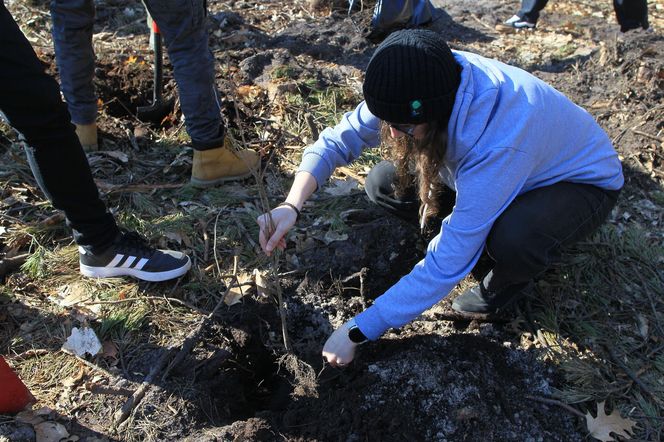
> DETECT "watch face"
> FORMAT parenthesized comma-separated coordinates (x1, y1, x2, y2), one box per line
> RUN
(348, 326, 367, 344)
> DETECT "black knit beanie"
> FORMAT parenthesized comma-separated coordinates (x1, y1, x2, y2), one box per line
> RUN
(363, 29, 460, 125)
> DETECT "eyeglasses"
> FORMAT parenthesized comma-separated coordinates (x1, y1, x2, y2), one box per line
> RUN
(388, 123, 416, 138)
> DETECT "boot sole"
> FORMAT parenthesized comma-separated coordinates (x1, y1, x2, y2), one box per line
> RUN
(190, 170, 255, 188)
(80, 258, 191, 282)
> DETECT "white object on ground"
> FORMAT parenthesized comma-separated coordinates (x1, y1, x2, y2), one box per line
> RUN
(61, 327, 102, 357)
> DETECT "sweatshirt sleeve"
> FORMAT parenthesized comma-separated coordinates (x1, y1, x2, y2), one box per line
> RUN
(298, 101, 381, 187)
(355, 146, 533, 340)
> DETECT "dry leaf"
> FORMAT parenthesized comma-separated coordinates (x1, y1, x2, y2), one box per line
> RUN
(585, 401, 636, 441)
(225, 272, 254, 306)
(34, 421, 69, 442)
(236, 85, 264, 101)
(323, 230, 348, 245)
(62, 365, 87, 388)
(101, 340, 119, 360)
(253, 268, 275, 297)
(56, 283, 92, 307)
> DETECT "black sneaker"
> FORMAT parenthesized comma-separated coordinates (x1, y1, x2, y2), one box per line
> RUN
(452, 281, 531, 314)
(79, 231, 191, 282)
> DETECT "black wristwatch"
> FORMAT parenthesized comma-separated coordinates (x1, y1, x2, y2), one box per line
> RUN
(347, 319, 368, 344)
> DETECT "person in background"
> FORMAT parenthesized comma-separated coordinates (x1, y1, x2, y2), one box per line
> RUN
(50, 0, 258, 186)
(496, 0, 648, 32)
(1, 1, 191, 282)
(257, 29, 623, 366)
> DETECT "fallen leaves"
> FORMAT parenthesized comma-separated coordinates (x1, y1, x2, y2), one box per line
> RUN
(224, 269, 277, 305)
(585, 401, 636, 442)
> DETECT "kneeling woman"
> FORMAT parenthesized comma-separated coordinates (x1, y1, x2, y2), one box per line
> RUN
(257, 30, 623, 367)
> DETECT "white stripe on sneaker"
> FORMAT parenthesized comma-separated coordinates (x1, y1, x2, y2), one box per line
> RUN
(120, 256, 137, 268)
(107, 254, 125, 267)
(134, 258, 149, 270)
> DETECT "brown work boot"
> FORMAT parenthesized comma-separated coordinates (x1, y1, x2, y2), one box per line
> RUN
(190, 138, 259, 187)
(75, 123, 98, 152)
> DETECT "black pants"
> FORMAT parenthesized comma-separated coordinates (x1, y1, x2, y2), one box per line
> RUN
(0, 2, 119, 253)
(365, 161, 620, 292)
(519, 0, 648, 31)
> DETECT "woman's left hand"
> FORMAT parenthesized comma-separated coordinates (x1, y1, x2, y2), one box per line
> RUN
(322, 320, 357, 367)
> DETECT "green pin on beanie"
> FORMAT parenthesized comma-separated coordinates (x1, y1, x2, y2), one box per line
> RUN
(363, 30, 461, 125)
(411, 100, 422, 117)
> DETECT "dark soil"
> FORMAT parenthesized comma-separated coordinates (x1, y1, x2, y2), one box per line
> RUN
(2, 0, 662, 441)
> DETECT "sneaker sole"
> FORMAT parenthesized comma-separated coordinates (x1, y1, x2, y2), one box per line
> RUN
(80, 258, 191, 282)
(190, 170, 255, 188)
(495, 24, 535, 33)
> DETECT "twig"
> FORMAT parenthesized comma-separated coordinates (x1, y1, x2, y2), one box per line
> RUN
(8, 349, 49, 362)
(113, 346, 177, 426)
(95, 181, 186, 194)
(631, 129, 663, 143)
(469, 12, 497, 32)
(304, 113, 319, 140)
(235, 217, 259, 250)
(525, 395, 585, 418)
(160, 271, 238, 382)
(125, 127, 140, 151)
(81, 295, 207, 315)
(68, 353, 119, 380)
(86, 383, 133, 397)
(227, 79, 293, 352)
(604, 345, 662, 405)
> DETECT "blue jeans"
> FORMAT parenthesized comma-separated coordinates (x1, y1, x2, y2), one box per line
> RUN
(50, 0, 224, 149)
(365, 160, 620, 292)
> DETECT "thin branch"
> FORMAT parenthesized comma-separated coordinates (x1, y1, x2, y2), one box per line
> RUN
(525, 395, 585, 418)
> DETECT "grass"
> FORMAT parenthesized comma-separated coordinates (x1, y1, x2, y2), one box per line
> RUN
(530, 224, 664, 438)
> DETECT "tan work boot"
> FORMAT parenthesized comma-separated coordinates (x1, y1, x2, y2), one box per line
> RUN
(75, 123, 98, 152)
(190, 138, 259, 187)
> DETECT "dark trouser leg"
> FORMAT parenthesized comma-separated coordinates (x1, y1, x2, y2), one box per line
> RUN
(50, 0, 97, 125)
(453, 182, 619, 313)
(365, 160, 420, 223)
(518, 0, 549, 23)
(483, 182, 620, 293)
(613, 0, 648, 32)
(143, 0, 224, 150)
(0, 4, 119, 253)
(365, 160, 456, 226)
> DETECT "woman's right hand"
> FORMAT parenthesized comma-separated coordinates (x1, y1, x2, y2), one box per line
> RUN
(257, 205, 298, 256)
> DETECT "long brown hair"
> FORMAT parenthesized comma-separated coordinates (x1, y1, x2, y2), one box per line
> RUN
(382, 119, 449, 224)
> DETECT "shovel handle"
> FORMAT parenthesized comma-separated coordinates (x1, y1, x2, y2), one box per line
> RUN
(150, 20, 164, 102)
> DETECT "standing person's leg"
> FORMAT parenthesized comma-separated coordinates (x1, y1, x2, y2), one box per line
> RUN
(498, 0, 548, 30)
(613, 0, 648, 32)
(0, 4, 191, 282)
(142, 0, 259, 186)
(0, 2, 118, 253)
(50, 0, 98, 150)
(452, 182, 620, 313)
(517, 0, 549, 24)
